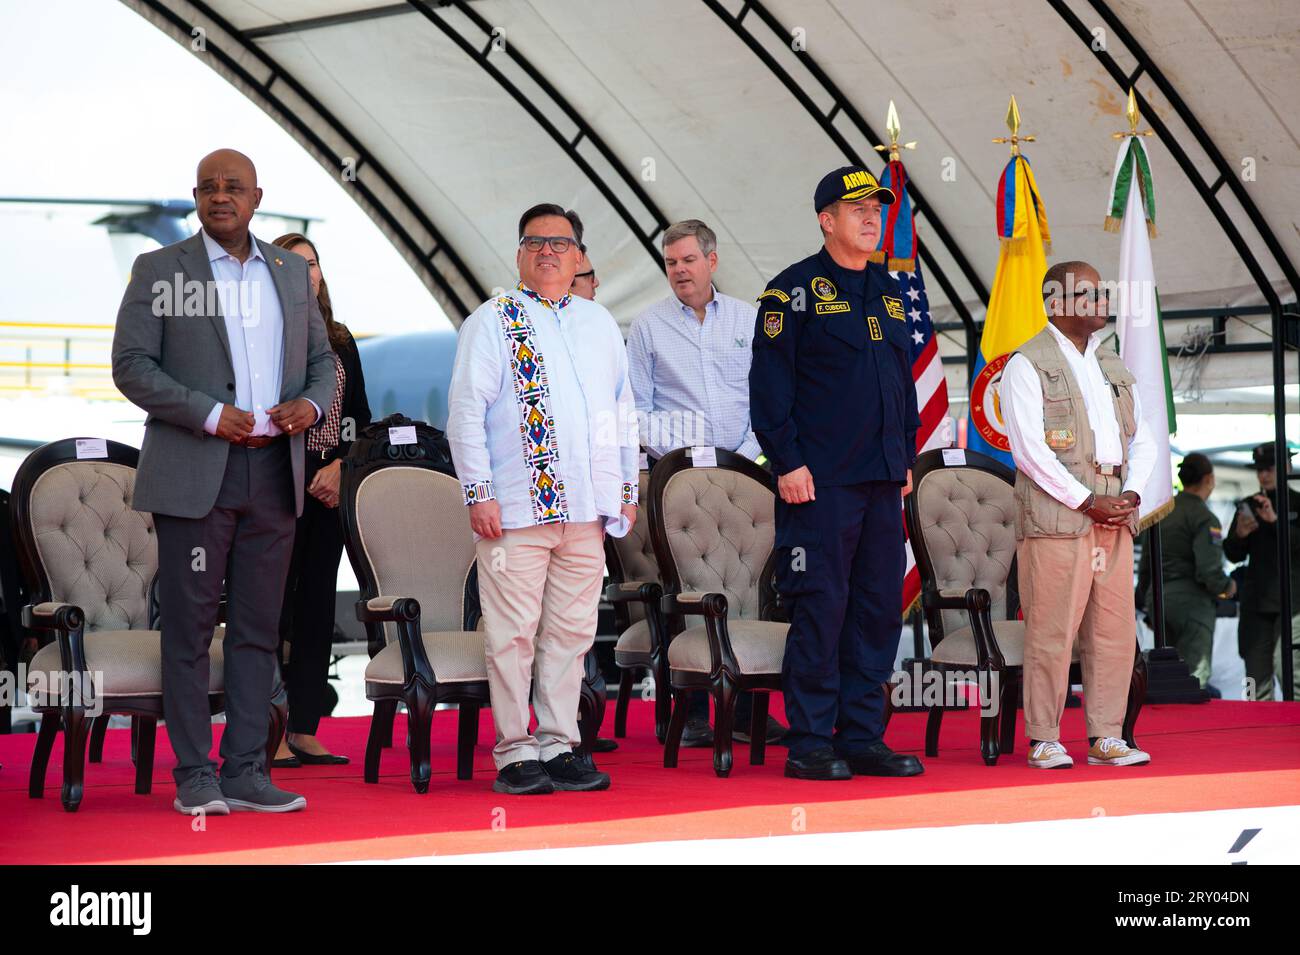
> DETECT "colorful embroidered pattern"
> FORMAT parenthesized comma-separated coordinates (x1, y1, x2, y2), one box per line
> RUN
(621, 482, 638, 506)
(496, 294, 569, 524)
(516, 282, 571, 312)
(462, 479, 496, 506)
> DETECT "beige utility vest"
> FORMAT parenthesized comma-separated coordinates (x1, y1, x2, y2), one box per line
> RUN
(1011, 327, 1140, 540)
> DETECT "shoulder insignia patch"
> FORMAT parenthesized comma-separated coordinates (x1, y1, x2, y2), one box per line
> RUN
(883, 295, 905, 321)
(811, 276, 837, 302)
(763, 311, 783, 338)
(1209, 525, 1223, 543)
(757, 288, 790, 304)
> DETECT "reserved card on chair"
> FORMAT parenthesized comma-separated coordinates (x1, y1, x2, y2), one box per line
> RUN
(941, 448, 966, 467)
(689, 446, 717, 468)
(388, 426, 416, 446)
(75, 438, 108, 459)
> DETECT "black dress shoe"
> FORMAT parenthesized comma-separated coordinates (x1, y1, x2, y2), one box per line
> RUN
(733, 715, 788, 746)
(680, 718, 714, 748)
(542, 752, 611, 791)
(842, 741, 924, 777)
(784, 749, 851, 781)
(493, 760, 555, 795)
(286, 738, 350, 765)
(271, 755, 301, 769)
(592, 737, 619, 753)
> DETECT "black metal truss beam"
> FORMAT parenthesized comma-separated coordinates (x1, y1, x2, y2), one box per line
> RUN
(408, 0, 669, 270)
(243, 4, 410, 40)
(704, 0, 988, 378)
(134, 0, 485, 317)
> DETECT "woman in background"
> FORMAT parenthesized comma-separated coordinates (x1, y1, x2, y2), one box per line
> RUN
(272, 233, 371, 766)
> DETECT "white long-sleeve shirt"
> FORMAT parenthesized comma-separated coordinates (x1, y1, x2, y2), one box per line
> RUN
(1001, 322, 1156, 509)
(446, 284, 639, 537)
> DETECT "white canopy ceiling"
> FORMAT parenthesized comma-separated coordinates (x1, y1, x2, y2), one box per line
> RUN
(122, 0, 1299, 403)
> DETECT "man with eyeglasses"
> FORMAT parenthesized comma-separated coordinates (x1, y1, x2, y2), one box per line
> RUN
(447, 203, 639, 795)
(1001, 260, 1157, 769)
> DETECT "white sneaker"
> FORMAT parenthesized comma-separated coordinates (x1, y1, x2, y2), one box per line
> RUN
(1087, 737, 1151, 766)
(1028, 740, 1073, 769)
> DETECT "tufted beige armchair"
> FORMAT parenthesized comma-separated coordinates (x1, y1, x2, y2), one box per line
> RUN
(11, 439, 227, 811)
(648, 448, 784, 777)
(602, 469, 671, 742)
(905, 448, 1145, 764)
(340, 419, 490, 793)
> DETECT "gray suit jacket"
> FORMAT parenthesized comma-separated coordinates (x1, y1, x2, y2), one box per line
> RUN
(111, 232, 336, 519)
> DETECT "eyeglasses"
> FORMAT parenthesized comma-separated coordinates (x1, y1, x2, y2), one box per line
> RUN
(1073, 287, 1105, 305)
(574, 270, 595, 280)
(519, 234, 576, 254)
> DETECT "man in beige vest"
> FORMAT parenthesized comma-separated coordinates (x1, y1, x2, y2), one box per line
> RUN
(1001, 260, 1157, 769)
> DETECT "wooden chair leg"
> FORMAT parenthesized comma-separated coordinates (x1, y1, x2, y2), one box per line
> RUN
(613, 666, 635, 738)
(663, 688, 689, 768)
(130, 715, 140, 766)
(998, 671, 1018, 756)
(134, 716, 157, 795)
(61, 705, 90, 812)
(924, 706, 943, 757)
(712, 678, 737, 778)
(979, 710, 1000, 766)
(748, 690, 769, 766)
(365, 700, 396, 784)
(456, 702, 479, 781)
(29, 710, 59, 799)
(405, 682, 434, 793)
(653, 655, 671, 744)
(1124, 645, 1147, 748)
(377, 697, 396, 749)
(88, 714, 108, 764)
(266, 693, 288, 773)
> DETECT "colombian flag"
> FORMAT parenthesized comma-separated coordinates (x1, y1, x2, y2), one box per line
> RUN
(966, 155, 1051, 468)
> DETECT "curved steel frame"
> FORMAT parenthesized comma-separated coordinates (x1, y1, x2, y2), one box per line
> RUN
(1049, 0, 1296, 699)
(408, 0, 670, 270)
(131, 0, 485, 317)
(704, 0, 989, 377)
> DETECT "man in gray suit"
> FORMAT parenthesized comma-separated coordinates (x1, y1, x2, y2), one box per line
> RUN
(112, 149, 335, 815)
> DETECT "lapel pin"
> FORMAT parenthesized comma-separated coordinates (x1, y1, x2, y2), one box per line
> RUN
(274, 257, 284, 266)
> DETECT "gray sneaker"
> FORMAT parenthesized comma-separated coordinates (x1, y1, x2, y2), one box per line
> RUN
(174, 769, 230, 816)
(219, 763, 307, 812)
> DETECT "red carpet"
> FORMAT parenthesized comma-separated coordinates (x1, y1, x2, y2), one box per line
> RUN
(1, 698, 1297, 863)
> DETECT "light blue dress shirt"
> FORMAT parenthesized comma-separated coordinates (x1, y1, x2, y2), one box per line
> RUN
(199, 230, 316, 436)
(626, 287, 761, 460)
(446, 285, 639, 537)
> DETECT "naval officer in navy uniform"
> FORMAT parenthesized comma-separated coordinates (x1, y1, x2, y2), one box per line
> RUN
(751, 166, 924, 781)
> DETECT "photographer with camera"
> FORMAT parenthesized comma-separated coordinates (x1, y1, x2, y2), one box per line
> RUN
(1223, 442, 1300, 700)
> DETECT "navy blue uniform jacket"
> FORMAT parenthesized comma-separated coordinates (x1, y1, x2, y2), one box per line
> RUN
(749, 246, 919, 485)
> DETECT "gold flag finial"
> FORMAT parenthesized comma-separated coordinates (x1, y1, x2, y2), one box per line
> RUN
(1113, 86, 1155, 139)
(992, 94, 1035, 156)
(873, 100, 916, 162)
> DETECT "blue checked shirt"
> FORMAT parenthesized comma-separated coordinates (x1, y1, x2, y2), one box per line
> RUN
(626, 288, 762, 460)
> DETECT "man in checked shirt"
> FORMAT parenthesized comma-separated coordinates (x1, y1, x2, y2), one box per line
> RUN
(626, 218, 788, 749)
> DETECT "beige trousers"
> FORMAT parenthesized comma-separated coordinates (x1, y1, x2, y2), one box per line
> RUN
(1018, 523, 1135, 742)
(475, 520, 605, 769)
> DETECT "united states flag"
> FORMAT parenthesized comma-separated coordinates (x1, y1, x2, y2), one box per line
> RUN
(892, 262, 951, 614)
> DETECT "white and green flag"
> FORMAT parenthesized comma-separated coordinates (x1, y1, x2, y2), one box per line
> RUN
(1108, 136, 1175, 527)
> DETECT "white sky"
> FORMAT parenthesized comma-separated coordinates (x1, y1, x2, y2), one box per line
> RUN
(0, 0, 451, 337)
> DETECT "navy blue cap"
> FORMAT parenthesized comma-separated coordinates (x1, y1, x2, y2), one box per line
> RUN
(814, 166, 896, 212)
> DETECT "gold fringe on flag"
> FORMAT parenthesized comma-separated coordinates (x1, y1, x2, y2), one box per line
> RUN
(1136, 496, 1176, 532)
